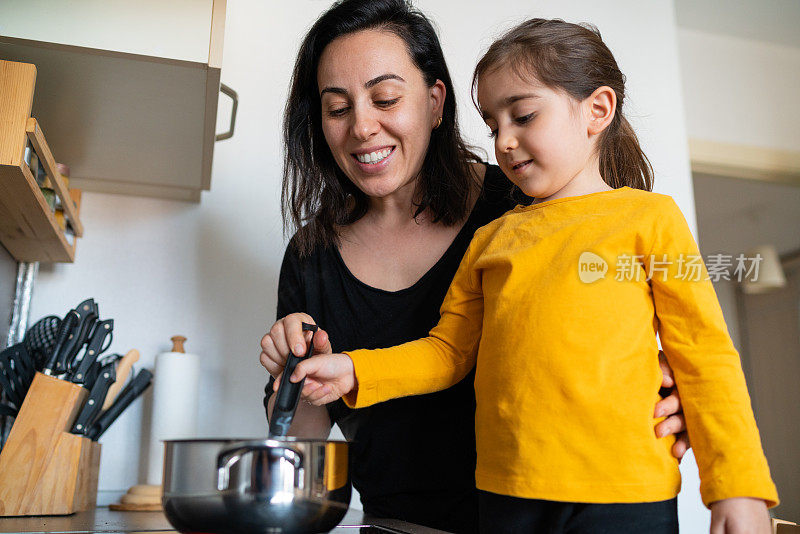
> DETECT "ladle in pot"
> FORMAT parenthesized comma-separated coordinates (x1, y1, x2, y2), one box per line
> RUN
(269, 322, 318, 438)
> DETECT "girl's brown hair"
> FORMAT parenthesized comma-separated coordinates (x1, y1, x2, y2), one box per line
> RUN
(472, 18, 653, 191)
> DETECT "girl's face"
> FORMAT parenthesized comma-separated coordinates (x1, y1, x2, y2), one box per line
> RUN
(477, 64, 597, 200)
(317, 30, 445, 201)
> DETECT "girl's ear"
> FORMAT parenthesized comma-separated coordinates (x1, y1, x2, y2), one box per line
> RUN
(586, 86, 616, 136)
(430, 79, 446, 124)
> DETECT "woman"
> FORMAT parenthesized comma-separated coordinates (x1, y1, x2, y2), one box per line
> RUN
(260, 1, 689, 532)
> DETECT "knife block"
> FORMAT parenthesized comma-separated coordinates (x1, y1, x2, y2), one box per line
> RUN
(0, 372, 101, 516)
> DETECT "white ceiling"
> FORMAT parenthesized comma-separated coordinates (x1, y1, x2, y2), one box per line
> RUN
(674, 0, 800, 49)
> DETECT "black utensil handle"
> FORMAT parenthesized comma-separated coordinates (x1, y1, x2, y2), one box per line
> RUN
(43, 311, 78, 374)
(70, 361, 116, 434)
(59, 306, 98, 371)
(86, 369, 152, 440)
(8, 344, 32, 377)
(70, 319, 114, 384)
(0, 359, 22, 408)
(274, 353, 305, 412)
(269, 354, 305, 437)
(269, 323, 318, 437)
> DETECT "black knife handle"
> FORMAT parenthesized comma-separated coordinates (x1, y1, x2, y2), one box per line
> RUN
(43, 311, 79, 375)
(269, 323, 318, 438)
(58, 299, 98, 372)
(70, 361, 116, 435)
(70, 319, 114, 384)
(86, 369, 152, 441)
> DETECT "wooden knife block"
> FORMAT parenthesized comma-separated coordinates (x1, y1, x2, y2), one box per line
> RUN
(0, 372, 101, 516)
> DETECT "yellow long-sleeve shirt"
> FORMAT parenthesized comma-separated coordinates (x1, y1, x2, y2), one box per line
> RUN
(345, 187, 778, 507)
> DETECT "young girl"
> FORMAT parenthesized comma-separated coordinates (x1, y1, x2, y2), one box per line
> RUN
(282, 18, 778, 533)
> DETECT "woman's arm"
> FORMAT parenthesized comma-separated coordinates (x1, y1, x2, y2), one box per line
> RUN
(260, 243, 332, 438)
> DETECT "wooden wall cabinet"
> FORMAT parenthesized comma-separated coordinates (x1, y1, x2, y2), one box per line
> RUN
(1, 60, 83, 263)
(0, 0, 229, 202)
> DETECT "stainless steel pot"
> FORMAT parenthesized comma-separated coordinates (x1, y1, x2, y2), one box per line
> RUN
(162, 438, 351, 534)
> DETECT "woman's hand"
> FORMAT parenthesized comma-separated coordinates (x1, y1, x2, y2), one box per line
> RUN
(261, 313, 334, 438)
(655, 351, 691, 460)
(277, 353, 357, 406)
(710, 498, 770, 534)
(260, 313, 332, 378)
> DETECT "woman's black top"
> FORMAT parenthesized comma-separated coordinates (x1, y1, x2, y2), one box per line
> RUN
(264, 165, 523, 533)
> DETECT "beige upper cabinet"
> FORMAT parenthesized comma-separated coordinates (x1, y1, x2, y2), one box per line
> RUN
(0, 0, 230, 202)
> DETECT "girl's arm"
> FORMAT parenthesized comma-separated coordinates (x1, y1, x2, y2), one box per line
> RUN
(293, 239, 485, 408)
(710, 497, 770, 534)
(647, 196, 778, 510)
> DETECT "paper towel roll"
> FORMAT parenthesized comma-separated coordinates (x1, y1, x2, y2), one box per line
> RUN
(146, 336, 200, 485)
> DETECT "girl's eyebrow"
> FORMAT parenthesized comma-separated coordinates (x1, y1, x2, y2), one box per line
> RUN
(320, 74, 406, 97)
(504, 93, 541, 105)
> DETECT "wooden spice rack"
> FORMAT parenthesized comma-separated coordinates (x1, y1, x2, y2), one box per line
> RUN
(0, 373, 100, 516)
(0, 59, 83, 262)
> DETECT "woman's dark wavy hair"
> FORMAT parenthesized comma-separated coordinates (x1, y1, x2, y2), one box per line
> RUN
(283, 0, 482, 256)
(472, 18, 653, 192)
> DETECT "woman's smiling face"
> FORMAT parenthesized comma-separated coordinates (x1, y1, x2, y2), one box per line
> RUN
(317, 29, 445, 200)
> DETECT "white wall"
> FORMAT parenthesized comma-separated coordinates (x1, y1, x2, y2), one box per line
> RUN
(678, 28, 800, 150)
(677, 25, 800, 527)
(28, 0, 708, 530)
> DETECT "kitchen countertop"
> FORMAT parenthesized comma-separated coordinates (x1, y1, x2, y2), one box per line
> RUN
(0, 507, 450, 533)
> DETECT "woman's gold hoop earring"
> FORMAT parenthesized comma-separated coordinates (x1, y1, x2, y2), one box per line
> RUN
(435, 116, 443, 129)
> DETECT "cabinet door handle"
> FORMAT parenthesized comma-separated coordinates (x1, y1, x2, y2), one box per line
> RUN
(216, 83, 238, 141)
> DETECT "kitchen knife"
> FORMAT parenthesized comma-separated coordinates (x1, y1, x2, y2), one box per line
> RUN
(43, 310, 79, 376)
(84, 353, 122, 391)
(101, 349, 139, 410)
(56, 299, 99, 374)
(86, 369, 152, 441)
(70, 361, 117, 435)
(269, 322, 318, 438)
(68, 319, 114, 385)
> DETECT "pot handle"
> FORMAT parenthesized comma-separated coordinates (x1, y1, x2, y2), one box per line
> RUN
(216, 442, 304, 491)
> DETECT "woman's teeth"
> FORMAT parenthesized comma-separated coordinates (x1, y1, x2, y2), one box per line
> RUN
(356, 148, 393, 164)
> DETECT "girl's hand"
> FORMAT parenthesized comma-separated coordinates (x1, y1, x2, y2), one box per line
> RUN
(275, 353, 357, 406)
(710, 497, 770, 534)
(655, 351, 691, 460)
(260, 313, 332, 378)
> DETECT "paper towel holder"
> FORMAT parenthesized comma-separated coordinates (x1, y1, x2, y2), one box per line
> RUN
(115, 335, 198, 511)
(170, 335, 187, 353)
